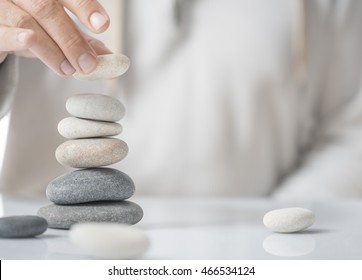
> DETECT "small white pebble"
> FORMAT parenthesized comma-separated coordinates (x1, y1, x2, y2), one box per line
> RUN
(69, 223, 149, 259)
(66, 93, 125, 122)
(73, 54, 130, 81)
(263, 207, 315, 233)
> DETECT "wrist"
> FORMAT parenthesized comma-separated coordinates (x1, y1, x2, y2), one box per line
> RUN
(0, 53, 8, 64)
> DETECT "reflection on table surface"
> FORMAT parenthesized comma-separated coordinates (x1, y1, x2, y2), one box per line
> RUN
(0, 193, 361, 260)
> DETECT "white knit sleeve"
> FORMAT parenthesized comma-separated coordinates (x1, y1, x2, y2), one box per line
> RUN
(0, 55, 19, 119)
(273, 85, 362, 200)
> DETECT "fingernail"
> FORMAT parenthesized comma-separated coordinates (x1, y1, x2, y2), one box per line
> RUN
(90, 12, 107, 31)
(17, 31, 30, 45)
(78, 53, 97, 73)
(60, 60, 75, 76)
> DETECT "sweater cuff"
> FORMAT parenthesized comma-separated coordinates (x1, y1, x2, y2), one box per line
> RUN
(0, 55, 19, 119)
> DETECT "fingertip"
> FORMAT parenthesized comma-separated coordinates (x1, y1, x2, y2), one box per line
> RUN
(17, 30, 36, 48)
(60, 59, 76, 76)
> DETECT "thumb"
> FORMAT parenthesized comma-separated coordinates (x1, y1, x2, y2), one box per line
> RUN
(88, 38, 113, 55)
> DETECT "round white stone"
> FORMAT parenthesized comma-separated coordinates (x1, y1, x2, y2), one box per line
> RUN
(73, 53, 130, 81)
(69, 223, 149, 259)
(263, 207, 315, 233)
(66, 93, 125, 122)
(58, 117, 122, 139)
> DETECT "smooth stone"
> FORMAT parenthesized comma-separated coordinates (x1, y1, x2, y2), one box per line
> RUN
(70, 223, 149, 259)
(55, 138, 128, 168)
(58, 117, 122, 139)
(37, 201, 143, 229)
(0, 215, 48, 238)
(47, 168, 135, 205)
(263, 207, 315, 233)
(73, 53, 130, 81)
(66, 93, 125, 122)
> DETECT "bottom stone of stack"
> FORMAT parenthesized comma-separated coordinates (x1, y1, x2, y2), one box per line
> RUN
(37, 201, 143, 229)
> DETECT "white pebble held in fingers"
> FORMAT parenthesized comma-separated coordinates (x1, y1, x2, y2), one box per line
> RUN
(58, 117, 122, 139)
(66, 93, 125, 122)
(73, 54, 130, 81)
(69, 223, 149, 259)
(263, 207, 315, 233)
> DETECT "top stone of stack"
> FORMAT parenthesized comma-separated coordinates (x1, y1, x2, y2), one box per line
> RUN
(73, 54, 130, 81)
(66, 94, 125, 122)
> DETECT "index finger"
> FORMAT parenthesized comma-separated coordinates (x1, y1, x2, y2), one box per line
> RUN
(14, 0, 99, 74)
(60, 0, 110, 33)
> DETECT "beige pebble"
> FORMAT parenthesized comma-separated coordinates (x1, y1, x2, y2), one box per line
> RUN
(66, 93, 125, 122)
(73, 54, 130, 81)
(58, 117, 122, 139)
(55, 138, 128, 168)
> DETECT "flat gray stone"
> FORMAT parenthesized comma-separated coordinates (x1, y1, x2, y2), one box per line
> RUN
(0, 215, 48, 238)
(47, 168, 135, 205)
(37, 201, 143, 229)
(66, 93, 125, 122)
(55, 138, 128, 168)
(58, 117, 122, 139)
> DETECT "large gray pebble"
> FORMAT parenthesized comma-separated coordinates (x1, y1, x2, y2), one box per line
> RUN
(47, 168, 135, 205)
(0, 215, 48, 238)
(37, 201, 143, 229)
(58, 117, 122, 139)
(55, 138, 128, 168)
(66, 93, 125, 122)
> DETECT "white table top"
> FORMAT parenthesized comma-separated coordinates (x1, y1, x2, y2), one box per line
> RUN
(0, 194, 361, 260)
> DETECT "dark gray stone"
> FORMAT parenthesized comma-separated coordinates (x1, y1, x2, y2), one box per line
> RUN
(37, 201, 143, 229)
(46, 168, 135, 205)
(0, 215, 48, 238)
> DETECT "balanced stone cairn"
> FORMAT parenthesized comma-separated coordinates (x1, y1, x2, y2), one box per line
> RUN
(37, 55, 143, 229)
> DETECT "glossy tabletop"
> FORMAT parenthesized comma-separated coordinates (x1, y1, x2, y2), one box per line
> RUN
(0, 194, 361, 260)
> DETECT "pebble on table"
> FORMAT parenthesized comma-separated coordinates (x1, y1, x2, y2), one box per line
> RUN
(37, 201, 143, 229)
(263, 207, 315, 233)
(0, 215, 48, 238)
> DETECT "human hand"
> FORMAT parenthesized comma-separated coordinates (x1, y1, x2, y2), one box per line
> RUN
(0, 0, 110, 76)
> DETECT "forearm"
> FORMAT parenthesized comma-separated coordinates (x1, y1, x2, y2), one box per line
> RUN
(273, 142, 362, 200)
(272, 110, 362, 200)
(0, 55, 19, 119)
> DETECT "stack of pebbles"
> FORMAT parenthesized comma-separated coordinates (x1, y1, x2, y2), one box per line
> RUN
(37, 55, 143, 229)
